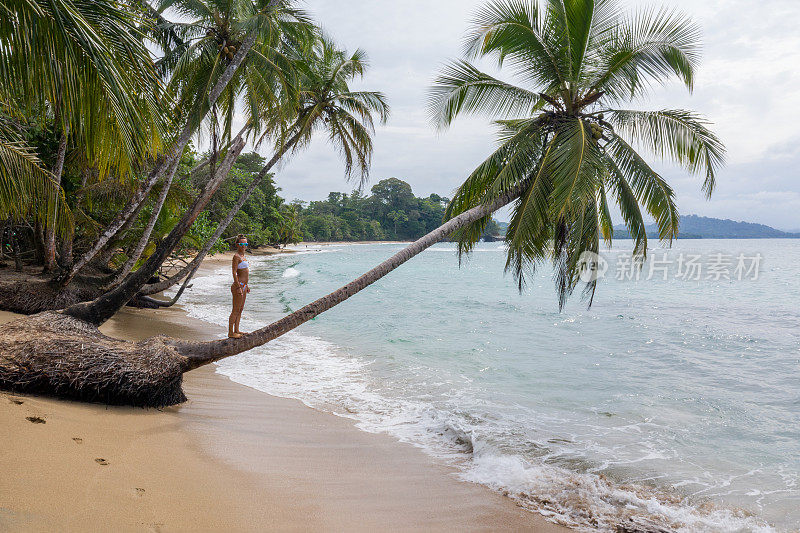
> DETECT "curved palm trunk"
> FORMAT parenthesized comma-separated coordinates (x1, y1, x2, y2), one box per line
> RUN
(93, 194, 149, 271)
(62, 134, 247, 325)
(118, 123, 248, 288)
(175, 186, 523, 369)
(111, 157, 180, 286)
(139, 128, 303, 297)
(43, 125, 69, 273)
(132, 260, 200, 308)
(60, 31, 259, 286)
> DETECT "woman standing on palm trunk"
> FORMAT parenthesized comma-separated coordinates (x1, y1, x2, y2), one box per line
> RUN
(229, 235, 251, 338)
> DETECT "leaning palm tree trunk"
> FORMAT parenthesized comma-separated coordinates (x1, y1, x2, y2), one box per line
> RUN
(139, 128, 304, 297)
(0, 186, 520, 407)
(111, 157, 180, 286)
(60, 32, 259, 286)
(177, 185, 522, 367)
(132, 260, 201, 308)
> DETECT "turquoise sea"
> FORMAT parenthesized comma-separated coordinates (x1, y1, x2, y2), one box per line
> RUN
(179, 239, 800, 531)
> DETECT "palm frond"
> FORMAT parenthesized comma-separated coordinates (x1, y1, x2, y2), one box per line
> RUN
(608, 108, 725, 196)
(606, 132, 678, 241)
(587, 6, 701, 100)
(428, 60, 543, 128)
(0, 130, 72, 233)
(463, 0, 567, 90)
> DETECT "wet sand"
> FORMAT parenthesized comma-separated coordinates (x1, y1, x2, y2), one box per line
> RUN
(0, 306, 567, 531)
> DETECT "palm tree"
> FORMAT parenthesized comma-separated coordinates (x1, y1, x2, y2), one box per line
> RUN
(104, 0, 319, 287)
(136, 35, 389, 297)
(60, 0, 310, 285)
(172, 0, 726, 368)
(108, 0, 314, 287)
(58, 35, 388, 323)
(1, 0, 724, 408)
(0, 0, 166, 271)
(434, 0, 724, 306)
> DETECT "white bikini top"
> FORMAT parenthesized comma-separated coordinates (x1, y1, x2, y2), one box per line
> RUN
(237, 259, 249, 269)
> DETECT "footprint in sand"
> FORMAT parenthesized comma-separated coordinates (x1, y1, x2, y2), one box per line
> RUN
(9, 398, 24, 405)
(25, 416, 45, 424)
(95, 458, 109, 466)
(135, 488, 146, 497)
(72, 437, 83, 444)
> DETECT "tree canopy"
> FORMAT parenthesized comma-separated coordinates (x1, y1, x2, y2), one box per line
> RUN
(429, 0, 725, 306)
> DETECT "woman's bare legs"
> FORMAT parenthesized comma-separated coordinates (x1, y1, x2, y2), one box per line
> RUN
(229, 284, 245, 338)
(234, 288, 247, 334)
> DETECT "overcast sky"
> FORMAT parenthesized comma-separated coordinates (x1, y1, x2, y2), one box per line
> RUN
(240, 0, 800, 231)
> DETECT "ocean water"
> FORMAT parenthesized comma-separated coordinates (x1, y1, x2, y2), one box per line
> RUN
(178, 240, 800, 532)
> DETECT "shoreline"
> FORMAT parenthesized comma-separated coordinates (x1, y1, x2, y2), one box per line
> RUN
(0, 298, 568, 530)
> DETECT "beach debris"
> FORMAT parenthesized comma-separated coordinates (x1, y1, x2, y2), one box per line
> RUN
(72, 437, 83, 444)
(25, 416, 45, 424)
(95, 458, 108, 466)
(9, 397, 23, 405)
(135, 488, 146, 496)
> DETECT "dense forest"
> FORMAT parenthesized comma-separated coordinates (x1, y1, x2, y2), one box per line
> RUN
(202, 155, 501, 245)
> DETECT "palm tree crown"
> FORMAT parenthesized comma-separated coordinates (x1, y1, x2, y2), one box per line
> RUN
(277, 35, 390, 184)
(429, 0, 725, 307)
(152, 0, 313, 143)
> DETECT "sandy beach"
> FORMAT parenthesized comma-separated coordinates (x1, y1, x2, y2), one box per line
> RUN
(0, 292, 567, 531)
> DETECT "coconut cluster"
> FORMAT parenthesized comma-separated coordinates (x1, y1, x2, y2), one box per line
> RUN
(205, 27, 241, 61)
(540, 111, 608, 142)
(589, 121, 604, 140)
(218, 41, 239, 60)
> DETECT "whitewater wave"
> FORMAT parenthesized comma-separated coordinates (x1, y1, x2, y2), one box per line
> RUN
(282, 267, 300, 278)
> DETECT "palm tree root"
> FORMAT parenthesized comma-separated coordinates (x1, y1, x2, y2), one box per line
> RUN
(0, 279, 100, 315)
(0, 312, 187, 407)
